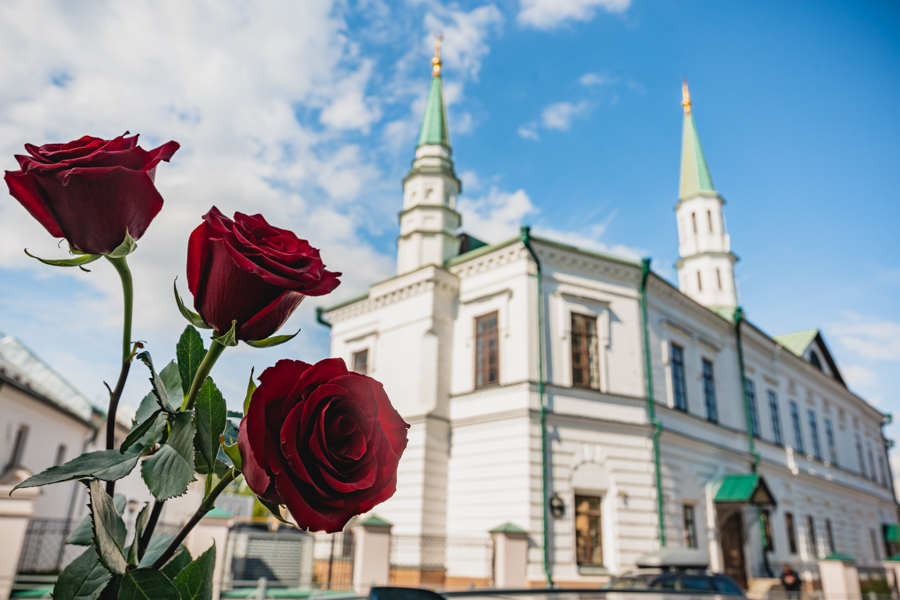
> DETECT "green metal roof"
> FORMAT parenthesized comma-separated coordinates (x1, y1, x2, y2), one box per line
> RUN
(490, 522, 528, 534)
(772, 329, 819, 357)
(417, 76, 451, 148)
(885, 524, 900, 543)
(359, 514, 392, 527)
(205, 506, 233, 518)
(714, 474, 775, 505)
(679, 111, 716, 201)
(822, 553, 856, 562)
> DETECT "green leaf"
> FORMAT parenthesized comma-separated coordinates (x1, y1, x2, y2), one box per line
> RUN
(160, 360, 183, 404)
(128, 502, 151, 565)
(24, 248, 102, 271)
(174, 279, 212, 329)
(174, 545, 216, 600)
(243, 329, 300, 348)
(141, 411, 195, 500)
(159, 546, 193, 581)
(67, 494, 126, 546)
(87, 479, 127, 575)
(216, 420, 240, 469)
(135, 352, 174, 412)
(13, 446, 144, 491)
(119, 569, 180, 600)
(243, 368, 256, 415)
(194, 378, 227, 483)
(176, 325, 206, 396)
(194, 452, 231, 478)
(121, 409, 162, 453)
(105, 231, 137, 258)
(221, 439, 242, 472)
(52, 547, 112, 600)
(137, 533, 176, 568)
(133, 392, 159, 426)
(257, 497, 290, 524)
(211, 320, 238, 347)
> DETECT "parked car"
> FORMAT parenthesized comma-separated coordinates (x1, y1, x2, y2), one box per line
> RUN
(601, 548, 744, 596)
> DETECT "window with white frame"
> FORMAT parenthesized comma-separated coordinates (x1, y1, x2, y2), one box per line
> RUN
(575, 495, 603, 566)
(768, 391, 783, 446)
(571, 313, 600, 389)
(670, 343, 688, 412)
(702, 359, 717, 423)
(683, 505, 698, 549)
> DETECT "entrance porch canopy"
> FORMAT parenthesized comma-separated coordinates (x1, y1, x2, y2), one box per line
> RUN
(714, 474, 776, 506)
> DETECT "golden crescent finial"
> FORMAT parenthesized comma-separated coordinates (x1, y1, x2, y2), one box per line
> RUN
(682, 79, 691, 115)
(432, 35, 443, 77)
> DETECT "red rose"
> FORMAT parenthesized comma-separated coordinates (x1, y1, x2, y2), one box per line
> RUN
(238, 358, 408, 532)
(186, 207, 341, 342)
(4, 133, 179, 255)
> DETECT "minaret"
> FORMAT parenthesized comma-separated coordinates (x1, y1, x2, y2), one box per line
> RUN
(396, 36, 462, 275)
(675, 81, 738, 310)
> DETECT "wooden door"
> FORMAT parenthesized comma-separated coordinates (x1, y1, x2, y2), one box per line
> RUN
(720, 512, 747, 589)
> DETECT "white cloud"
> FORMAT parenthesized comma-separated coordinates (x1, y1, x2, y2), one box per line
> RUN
(580, 72, 618, 87)
(828, 314, 900, 361)
(518, 0, 631, 30)
(423, 4, 503, 81)
(518, 122, 540, 140)
(842, 364, 878, 389)
(541, 100, 589, 131)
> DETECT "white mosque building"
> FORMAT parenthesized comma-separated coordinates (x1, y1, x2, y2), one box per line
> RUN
(321, 48, 898, 588)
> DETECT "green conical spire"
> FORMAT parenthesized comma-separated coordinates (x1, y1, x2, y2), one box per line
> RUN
(679, 81, 716, 200)
(416, 38, 451, 149)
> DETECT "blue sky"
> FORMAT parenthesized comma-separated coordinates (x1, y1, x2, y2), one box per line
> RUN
(1, 1, 898, 454)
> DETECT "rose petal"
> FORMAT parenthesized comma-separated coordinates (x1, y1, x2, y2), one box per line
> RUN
(4, 170, 65, 238)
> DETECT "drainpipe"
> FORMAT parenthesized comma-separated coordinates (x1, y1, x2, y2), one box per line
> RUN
(640, 259, 667, 548)
(315, 307, 332, 328)
(734, 307, 770, 577)
(521, 226, 552, 588)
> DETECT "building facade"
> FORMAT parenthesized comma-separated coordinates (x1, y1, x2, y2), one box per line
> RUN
(322, 51, 897, 587)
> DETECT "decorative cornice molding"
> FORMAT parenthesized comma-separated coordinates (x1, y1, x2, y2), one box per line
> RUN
(328, 269, 459, 324)
(448, 243, 528, 280)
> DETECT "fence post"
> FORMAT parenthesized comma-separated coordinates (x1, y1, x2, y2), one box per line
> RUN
(0, 468, 40, 600)
(184, 507, 232, 600)
(490, 523, 529, 589)
(352, 515, 392, 595)
(819, 554, 862, 600)
(884, 555, 900, 599)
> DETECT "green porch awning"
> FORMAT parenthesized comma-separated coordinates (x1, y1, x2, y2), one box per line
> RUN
(885, 524, 900, 543)
(714, 474, 776, 505)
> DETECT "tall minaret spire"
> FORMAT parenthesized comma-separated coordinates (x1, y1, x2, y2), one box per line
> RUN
(396, 37, 462, 275)
(674, 81, 738, 311)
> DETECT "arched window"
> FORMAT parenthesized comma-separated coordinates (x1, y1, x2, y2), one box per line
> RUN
(696, 271, 702, 291)
(716, 269, 722, 290)
(691, 212, 698, 234)
(707, 210, 714, 232)
(809, 351, 823, 370)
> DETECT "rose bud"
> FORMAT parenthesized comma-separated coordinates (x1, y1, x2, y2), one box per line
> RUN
(186, 207, 341, 342)
(238, 358, 408, 532)
(4, 133, 179, 255)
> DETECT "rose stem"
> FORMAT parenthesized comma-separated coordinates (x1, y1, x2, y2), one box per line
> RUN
(181, 339, 227, 411)
(137, 499, 165, 560)
(152, 468, 238, 570)
(104, 255, 134, 497)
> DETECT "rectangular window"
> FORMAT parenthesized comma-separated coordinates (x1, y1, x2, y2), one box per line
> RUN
(670, 343, 688, 412)
(746, 379, 760, 438)
(8, 425, 29, 469)
(707, 210, 714, 232)
(575, 495, 603, 566)
(879, 454, 889, 488)
(809, 411, 822, 460)
(702, 359, 717, 423)
(856, 434, 867, 477)
(683, 505, 697, 549)
(768, 391, 783, 446)
(825, 419, 838, 465)
(825, 519, 836, 555)
(571, 314, 600, 389)
(868, 445, 877, 482)
(807, 515, 819, 559)
(352, 349, 369, 375)
(790, 402, 805, 454)
(474, 312, 499, 388)
(871, 529, 881, 560)
(54, 444, 67, 467)
(785, 512, 798, 554)
(762, 510, 774, 552)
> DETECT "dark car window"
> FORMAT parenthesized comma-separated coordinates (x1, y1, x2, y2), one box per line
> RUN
(680, 575, 714, 591)
(651, 576, 678, 590)
(713, 576, 744, 595)
(607, 578, 637, 590)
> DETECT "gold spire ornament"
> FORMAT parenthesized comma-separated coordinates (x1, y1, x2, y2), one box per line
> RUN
(682, 79, 691, 115)
(432, 35, 443, 77)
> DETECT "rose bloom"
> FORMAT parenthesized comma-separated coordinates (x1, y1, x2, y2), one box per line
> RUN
(4, 133, 179, 255)
(239, 358, 409, 532)
(187, 207, 341, 342)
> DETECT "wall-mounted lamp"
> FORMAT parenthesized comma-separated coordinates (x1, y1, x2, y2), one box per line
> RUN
(549, 493, 565, 519)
